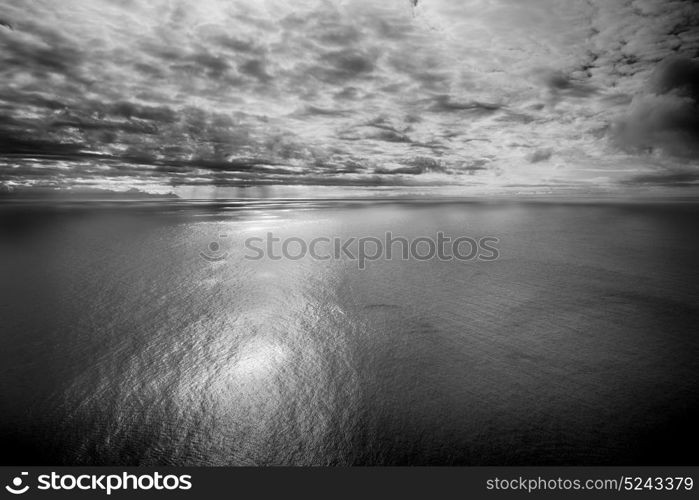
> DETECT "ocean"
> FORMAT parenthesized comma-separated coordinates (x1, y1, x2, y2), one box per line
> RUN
(1, 200, 698, 465)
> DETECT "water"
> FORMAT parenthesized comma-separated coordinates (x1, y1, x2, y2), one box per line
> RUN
(1, 200, 698, 465)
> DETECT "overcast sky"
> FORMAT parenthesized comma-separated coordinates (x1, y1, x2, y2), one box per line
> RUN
(1, 0, 698, 196)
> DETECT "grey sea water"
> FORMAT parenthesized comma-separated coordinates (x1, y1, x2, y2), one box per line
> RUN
(1, 200, 698, 465)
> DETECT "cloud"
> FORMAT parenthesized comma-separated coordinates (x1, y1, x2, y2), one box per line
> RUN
(375, 156, 447, 175)
(623, 170, 699, 187)
(239, 59, 272, 82)
(612, 57, 699, 159)
(0, 0, 698, 195)
(528, 148, 554, 163)
(427, 95, 502, 114)
(540, 70, 598, 104)
(107, 102, 178, 123)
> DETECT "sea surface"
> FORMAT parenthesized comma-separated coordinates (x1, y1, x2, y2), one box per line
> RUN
(1, 200, 698, 465)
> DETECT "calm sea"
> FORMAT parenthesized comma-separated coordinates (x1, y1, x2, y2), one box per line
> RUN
(1, 200, 698, 465)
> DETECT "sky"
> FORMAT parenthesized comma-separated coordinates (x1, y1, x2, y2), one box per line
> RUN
(1, 0, 698, 197)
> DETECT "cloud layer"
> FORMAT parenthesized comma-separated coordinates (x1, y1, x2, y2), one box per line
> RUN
(1, 0, 698, 195)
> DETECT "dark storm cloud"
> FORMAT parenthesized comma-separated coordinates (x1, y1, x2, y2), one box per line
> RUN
(107, 102, 178, 123)
(209, 35, 265, 55)
(623, 171, 699, 187)
(649, 57, 699, 98)
(187, 52, 231, 79)
(338, 116, 415, 144)
(613, 57, 699, 159)
(374, 158, 438, 175)
(541, 70, 598, 101)
(374, 165, 423, 175)
(458, 159, 490, 173)
(238, 59, 272, 82)
(51, 116, 162, 135)
(369, 130, 412, 143)
(314, 49, 376, 81)
(0, 132, 84, 158)
(0, 89, 66, 111)
(528, 149, 554, 163)
(427, 95, 502, 114)
(298, 105, 350, 117)
(311, 158, 363, 174)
